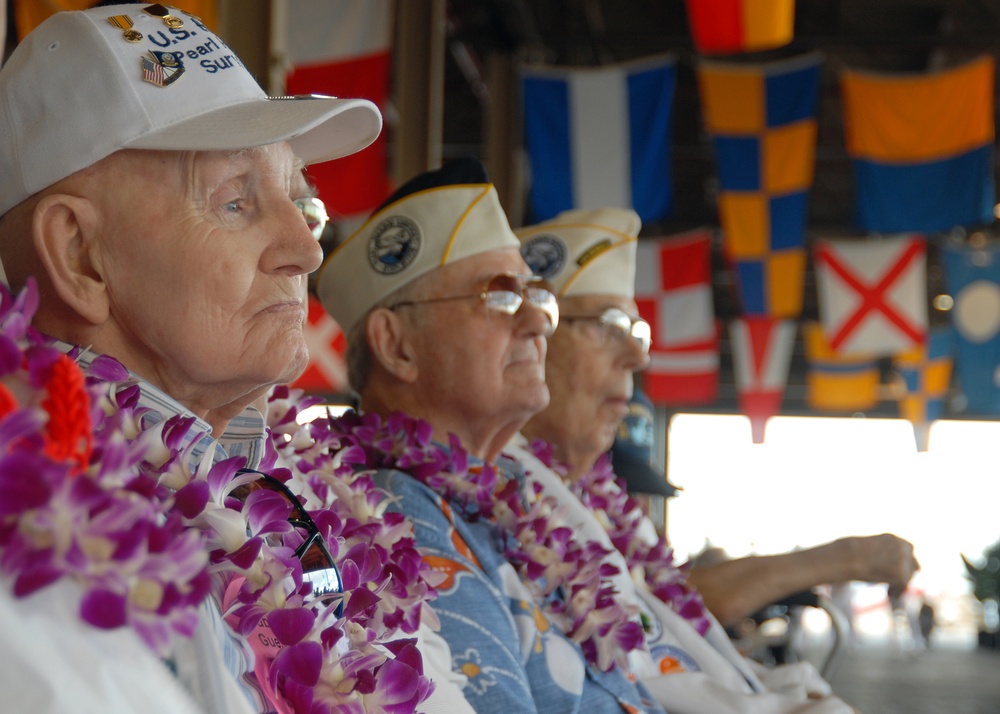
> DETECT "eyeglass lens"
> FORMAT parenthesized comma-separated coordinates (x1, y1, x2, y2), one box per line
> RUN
(483, 274, 560, 331)
(294, 197, 329, 240)
(602, 309, 651, 354)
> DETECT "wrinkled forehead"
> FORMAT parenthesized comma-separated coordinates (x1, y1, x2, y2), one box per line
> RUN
(558, 293, 639, 315)
(88, 144, 302, 186)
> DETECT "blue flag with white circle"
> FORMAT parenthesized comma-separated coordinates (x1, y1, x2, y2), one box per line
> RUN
(942, 241, 1000, 414)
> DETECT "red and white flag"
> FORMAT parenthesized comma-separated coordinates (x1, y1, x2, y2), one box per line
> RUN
(283, 0, 394, 220)
(730, 317, 796, 444)
(290, 295, 348, 394)
(814, 235, 928, 357)
(634, 230, 719, 405)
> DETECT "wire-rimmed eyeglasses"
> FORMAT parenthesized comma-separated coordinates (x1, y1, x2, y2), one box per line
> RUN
(231, 468, 344, 616)
(387, 272, 560, 334)
(294, 196, 329, 240)
(561, 307, 652, 355)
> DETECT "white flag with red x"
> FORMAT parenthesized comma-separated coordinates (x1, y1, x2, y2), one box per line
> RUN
(814, 235, 928, 357)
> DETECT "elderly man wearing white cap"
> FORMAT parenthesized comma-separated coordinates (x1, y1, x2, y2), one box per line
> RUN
(507, 207, 920, 714)
(316, 158, 666, 714)
(0, 6, 450, 714)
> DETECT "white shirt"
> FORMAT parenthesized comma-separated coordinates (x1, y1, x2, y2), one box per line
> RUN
(505, 435, 856, 714)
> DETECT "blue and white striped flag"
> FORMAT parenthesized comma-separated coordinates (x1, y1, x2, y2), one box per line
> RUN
(521, 54, 676, 223)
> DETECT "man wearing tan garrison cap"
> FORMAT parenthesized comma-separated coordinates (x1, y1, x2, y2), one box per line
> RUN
(316, 159, 665, 713)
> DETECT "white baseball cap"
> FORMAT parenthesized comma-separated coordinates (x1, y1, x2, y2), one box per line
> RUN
(0, 3, 382, 217)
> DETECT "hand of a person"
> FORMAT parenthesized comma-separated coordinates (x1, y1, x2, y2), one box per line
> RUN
(844, 533, 919, 597)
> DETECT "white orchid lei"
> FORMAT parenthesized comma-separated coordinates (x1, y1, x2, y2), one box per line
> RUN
(0, 281, 438, 713)
(525, 439, 711, 636)
(305, 410, 646, 672)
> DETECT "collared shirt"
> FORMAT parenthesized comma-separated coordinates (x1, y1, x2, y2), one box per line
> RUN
(373, 451, 666, 714)
(70, 344, 267, 470)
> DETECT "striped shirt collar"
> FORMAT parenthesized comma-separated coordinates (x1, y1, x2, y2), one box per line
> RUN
(66, 343, 266, 469)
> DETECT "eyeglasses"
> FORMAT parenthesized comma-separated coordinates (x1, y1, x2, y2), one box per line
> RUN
(387, 272, 560, 334)
(561, 307, 652, 355)
(294, 196, 330, 240)
(231, 469, 344, 616)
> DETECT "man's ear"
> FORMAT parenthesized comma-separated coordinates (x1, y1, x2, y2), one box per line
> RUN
(32, 194, 109, 325)
(366, 308, 419, 384)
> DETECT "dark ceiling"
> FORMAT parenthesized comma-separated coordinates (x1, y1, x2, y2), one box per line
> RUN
(440, 0, 1000, 415)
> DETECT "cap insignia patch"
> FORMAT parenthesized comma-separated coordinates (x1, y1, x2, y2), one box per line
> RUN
(520, 234, 567, 279)
(368, 216, 422, 275)
(576, 238, 612, 268)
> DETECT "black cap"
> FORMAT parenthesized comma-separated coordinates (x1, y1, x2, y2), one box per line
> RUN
(610, 389, 680, 498)
(373, 157, 490, 214)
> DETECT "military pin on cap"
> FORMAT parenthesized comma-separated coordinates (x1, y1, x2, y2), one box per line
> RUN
(143, 3, 184, 29)
(107, 14, 142, 43)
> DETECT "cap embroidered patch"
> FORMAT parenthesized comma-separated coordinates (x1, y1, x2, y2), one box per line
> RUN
(576, 238, 612, 267)
(520, 234, 567, 279)
(368, 216, 422, 275)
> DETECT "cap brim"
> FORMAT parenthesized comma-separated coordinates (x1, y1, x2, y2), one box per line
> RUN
(611, 449, 680, 497)
(127, 95, 382, 165)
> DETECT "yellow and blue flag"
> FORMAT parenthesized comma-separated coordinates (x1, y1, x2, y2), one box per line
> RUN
(841, 56, 995, 233)
(521, 55, 676, 224)
(698, 53, 822, 318)
(804, 322, 880, 412)
(894, 327, 954, 451)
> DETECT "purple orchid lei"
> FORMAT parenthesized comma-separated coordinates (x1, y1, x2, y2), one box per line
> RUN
(0, 282, 210, 654)
(526, 439, 711, 636)
(308, 409, 646, 673)
(0, 281, 436, 713)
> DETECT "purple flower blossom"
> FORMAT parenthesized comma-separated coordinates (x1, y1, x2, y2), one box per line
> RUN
(530, 441, 712, 637)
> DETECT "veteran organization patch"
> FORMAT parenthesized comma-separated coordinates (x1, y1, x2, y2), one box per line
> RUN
(520, 234, 567, 279)
(368, 215, 422, 275)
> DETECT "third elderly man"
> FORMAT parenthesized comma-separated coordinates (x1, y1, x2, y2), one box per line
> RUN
(509, 207, 919, 714)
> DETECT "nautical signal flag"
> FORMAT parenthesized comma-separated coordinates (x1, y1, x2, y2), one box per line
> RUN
(289, 294, 348, 395)
(634, 230, 719, 406)
(942, 240, 1000, 414)
(283, 0, 394, 221)
(697, 53, 822, 318)
(521, 55, 677, 224)
(894, 327, 954, 451)
(730, 317, 796, 444)
(841, 56, 996, 234)
(685, 0, 796, 55)
(804, 322, 880, 412)
(813, 235, 928, 357)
